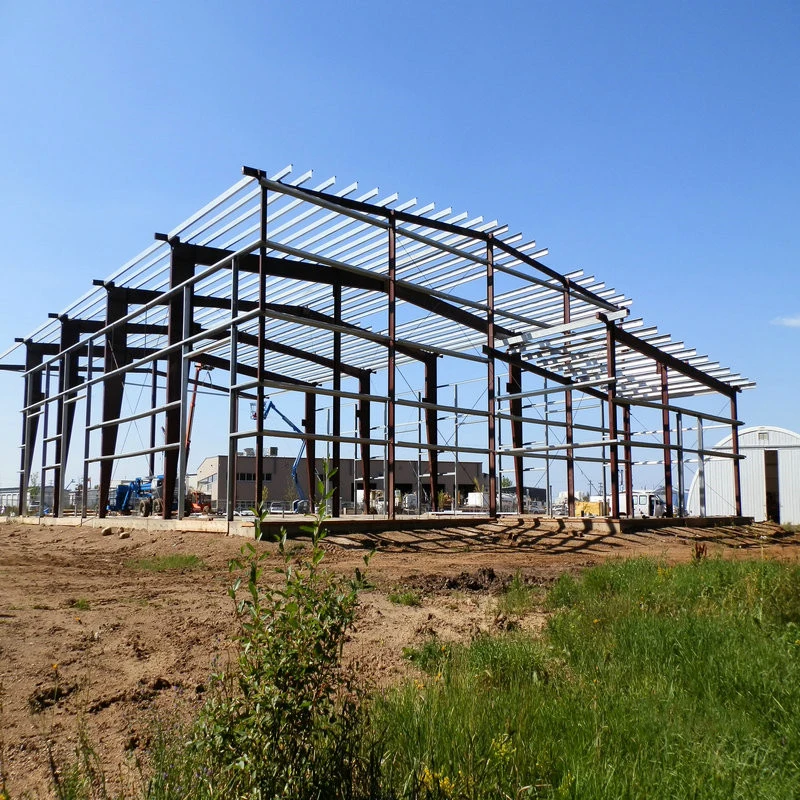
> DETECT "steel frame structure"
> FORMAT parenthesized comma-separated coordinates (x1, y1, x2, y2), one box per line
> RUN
(1, 165, 755, 522)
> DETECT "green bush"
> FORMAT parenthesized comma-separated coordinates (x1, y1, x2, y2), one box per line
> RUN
(147, 473, 376, 800)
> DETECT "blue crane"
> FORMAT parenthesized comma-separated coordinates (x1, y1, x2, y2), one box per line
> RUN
(252, 400, 312, 513)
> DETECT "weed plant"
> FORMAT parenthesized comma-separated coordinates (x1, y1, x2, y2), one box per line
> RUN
(496, 571, 541, 617)
(145, 472, 377, 800)
(376, 557, 800, 799)
(389, 589, 422, 607)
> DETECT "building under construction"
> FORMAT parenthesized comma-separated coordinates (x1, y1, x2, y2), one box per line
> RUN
(0, 165, 755, 522)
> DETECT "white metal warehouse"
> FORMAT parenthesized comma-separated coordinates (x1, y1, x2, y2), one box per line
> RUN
(687, 426, 800, 524)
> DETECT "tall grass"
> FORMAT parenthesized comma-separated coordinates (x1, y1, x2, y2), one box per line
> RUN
(375, 557, 800, 799)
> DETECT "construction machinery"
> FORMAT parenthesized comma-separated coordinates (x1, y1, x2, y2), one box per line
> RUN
(251, 400, 311, 513)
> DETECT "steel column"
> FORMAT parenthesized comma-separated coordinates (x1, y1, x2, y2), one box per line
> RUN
(424, 355, 439, 511)
(304, 392, 317, 508)
(659, 362, 673, 517)
(486, 236, 497, 518)
(162, 245, 194, 519)
(697, 417, 706, 517)
(563, 282, 575, 516)
(226, 257, 240, 521)
(54, 320, 81, 516)
(730, 393, 742, 516)
(605, 325, 620, 518)
(676, 411, 685, 517)
(387, 212, 397, 519)
(358, 374, 371, 511)
(98, 290, 129, 519)
(622, 404, 633, 517)
(255, 184, 268, 512)
(18, 344, 45, 516)
(81, 340, 93, 518)
(507, 362, 524, 513)
(149, 359, 158, 478)
(331, 281, 342, 516)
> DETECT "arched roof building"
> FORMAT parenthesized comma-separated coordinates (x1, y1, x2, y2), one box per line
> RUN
(688, 426, 800, 524)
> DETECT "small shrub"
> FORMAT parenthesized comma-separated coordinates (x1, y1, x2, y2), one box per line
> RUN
(69, 599, 91, 611)
(150, 467, 375, 800)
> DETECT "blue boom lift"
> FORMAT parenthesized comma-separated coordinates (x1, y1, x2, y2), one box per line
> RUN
(251, 400, 312, 513)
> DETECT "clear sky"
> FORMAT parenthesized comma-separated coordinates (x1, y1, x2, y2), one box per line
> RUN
(0, 0, 798, 491)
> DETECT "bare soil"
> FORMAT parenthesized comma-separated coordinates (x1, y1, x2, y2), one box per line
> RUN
(1, 516, 796, 797)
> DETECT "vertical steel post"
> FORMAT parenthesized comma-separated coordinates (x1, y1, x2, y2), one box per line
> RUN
(659, 362, 673, 517)
(163, 247, 193, 520)
(417, 390, 422, 515)
(563, 282, 575, 516)
(697, 416, 706, 517)
(730, 393, 742, 517)
(226, 257, 240, 521)
(176, 285, 192, 520)
(149, 360, 158, 478)
(605, 325, 620, 518)
(424, 355, 438, 511)
(622, 404, 633, 517)
(600, 400, 608, 515)
(453, 383, 459, 512)
(56, 350, 70, 517)
(676, 411, 685, 516)
(40, 364, 51, 518)
(99, 288, 129, 519)
(332, 281, 342, 516)
(304, 392, 316, 509)
(358, 374, 370, 512)
(508, 362, 524, 513)
(255, 184, 267, 513)
(486, 235, 497, 518)
(544, 378, 551, 516)
(387, 212, 397, 520)
(82, 340, 93, 518)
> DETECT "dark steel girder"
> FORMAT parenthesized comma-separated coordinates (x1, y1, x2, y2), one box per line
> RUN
(175, 242, 516, 340)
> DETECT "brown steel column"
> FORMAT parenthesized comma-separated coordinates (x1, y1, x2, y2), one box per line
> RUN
(53, 319, 81, 517)
(387, 212, 396, 519)
(424, 354, 439, 511)
(563, 283, 575, 516)
(659, 363, 673, 517)
(730, 393, 742, 517)
(487, 236, 497, 518)
(99, 288, 129, 519)
(18, 343, 45, 516)
(304, 392, 316, 509)
(255, 183, 267, 512)
(163, 245, 194, 519)
(331, 281, 342, 516)
(605, 325, 620, 518)
(622, 404, 633, 517)
(358, 374, 371, 511)
(507, 362, 524, 513)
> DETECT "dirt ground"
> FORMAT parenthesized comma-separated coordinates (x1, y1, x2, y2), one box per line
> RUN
(1, 516, 797, 797)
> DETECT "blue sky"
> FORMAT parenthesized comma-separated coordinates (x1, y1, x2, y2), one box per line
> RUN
(0, 0, 798, 491)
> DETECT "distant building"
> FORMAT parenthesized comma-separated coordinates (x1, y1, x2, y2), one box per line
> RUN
(687, 426, 800, 524)
(196, 453, 487, 512)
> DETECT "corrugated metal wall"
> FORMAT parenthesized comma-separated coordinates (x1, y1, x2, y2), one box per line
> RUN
(687, 426, 800, 524)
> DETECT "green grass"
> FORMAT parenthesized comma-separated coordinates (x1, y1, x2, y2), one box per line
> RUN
(69, 598, 91, 611)
(375, 557, 800, 799)
(496, 571, 542, 616)
(388, 588, 422, 607)
(125, 554, 205, 572)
